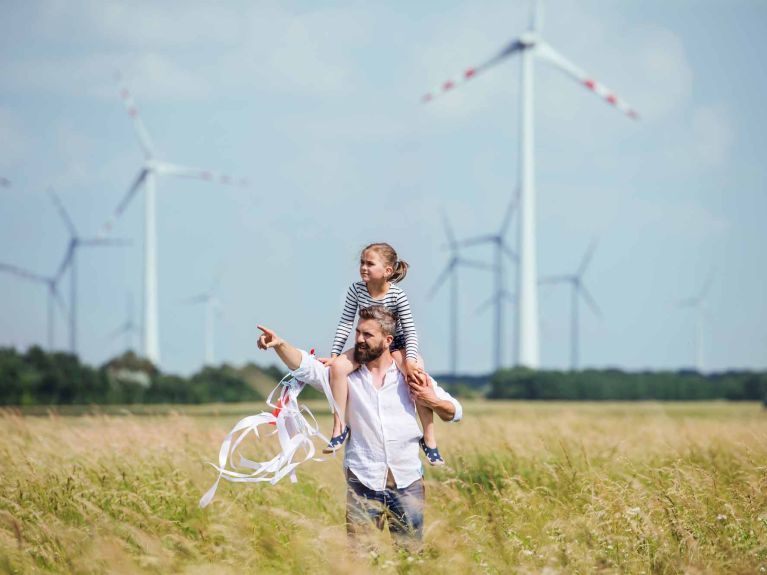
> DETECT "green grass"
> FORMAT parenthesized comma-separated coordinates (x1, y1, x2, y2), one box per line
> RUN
(1, 402, 766, 573)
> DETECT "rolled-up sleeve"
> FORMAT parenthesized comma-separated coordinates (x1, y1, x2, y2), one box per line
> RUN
(291, 350, 330, 393)
(430, 377, 463, 423)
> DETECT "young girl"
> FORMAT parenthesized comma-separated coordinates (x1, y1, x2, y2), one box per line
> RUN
(321, 242, 444, 465)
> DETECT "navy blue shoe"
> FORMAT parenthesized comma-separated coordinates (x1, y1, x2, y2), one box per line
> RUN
(419, 438, 445, 466)
(323, 426, 350, 453)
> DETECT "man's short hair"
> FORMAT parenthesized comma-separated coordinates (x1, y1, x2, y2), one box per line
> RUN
(358, 305, 397, 337)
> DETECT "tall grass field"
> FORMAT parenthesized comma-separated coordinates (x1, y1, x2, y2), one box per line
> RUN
(1, 401, 765, 573)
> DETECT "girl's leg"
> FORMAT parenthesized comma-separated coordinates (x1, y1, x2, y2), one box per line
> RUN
(329, 349, 358, 437)
(392, 351, 438, 449)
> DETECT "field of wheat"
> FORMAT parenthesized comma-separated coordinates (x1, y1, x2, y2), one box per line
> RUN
(1, 401, 766, 574)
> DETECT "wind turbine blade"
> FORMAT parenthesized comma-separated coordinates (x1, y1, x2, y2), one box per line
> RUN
(47, 189, 78, 237)
(52, 285, 68, 318)
(502, 290, 516, 304)
(501, 243, 518, 264)
(116, 72, 156, 158)
(579, 284, 602, 318)
(159, 162, 249, 187)
(576, 239, 598, 277)
(456, 257, 495, 271)
(427, 262, 455, 299)
(698, 271, 715, 301)
(106, 323, 130, 341)
(184, 293, 209, 305)
(0, 262, 47, 284)
(54, 244, 75, 283)
(440, 209, 457, 248)
(422, 39, 526, 102)
(676, 297, 697, 308)
(100, 169, 148, 235)
(474, 295, 496, 315)
(458, 234, 496, 248)
(499, 194, 518, 236)
(536, 41, 639, 120)
(538, 274, 572, 285)
(79, 238, 132, 247)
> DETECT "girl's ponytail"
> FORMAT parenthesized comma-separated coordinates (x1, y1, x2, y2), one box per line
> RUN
(390, 259, 409, 283)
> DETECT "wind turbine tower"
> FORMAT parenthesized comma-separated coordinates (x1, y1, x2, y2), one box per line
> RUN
(0, 262, 67, 350)
(677, 275, 713, 373)
(429, 211, 493, 376)
(107, 293, 140, 353)
(459, 197, 518, 371)
(539, 241, 602, 370)
(186, 278, 223, 367)
(100, 75, 247, 366)
(49, 190, 127, 354)
(422, 0, 638, 368)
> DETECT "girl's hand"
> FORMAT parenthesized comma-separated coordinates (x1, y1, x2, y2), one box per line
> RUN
(403, 359, 421, 384)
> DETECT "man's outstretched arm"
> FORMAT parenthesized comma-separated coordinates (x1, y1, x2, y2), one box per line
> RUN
(257, 325, 302, 370)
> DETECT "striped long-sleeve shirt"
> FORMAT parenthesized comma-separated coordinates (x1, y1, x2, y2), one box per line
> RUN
(331, 281, 419, 361)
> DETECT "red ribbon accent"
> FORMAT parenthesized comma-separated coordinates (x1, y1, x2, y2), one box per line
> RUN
(269, 348, 313, 425)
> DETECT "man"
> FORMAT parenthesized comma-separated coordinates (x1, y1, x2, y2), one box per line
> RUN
(257, 305, 462, 543)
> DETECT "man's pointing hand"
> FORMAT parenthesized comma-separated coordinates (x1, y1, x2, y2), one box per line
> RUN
(257, 325, 283, 350)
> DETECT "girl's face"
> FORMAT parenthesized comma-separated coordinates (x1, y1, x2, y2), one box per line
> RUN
(360, 250, 392, 283)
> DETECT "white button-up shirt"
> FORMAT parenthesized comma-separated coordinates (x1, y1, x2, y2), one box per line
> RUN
(292, 350, 462, 492)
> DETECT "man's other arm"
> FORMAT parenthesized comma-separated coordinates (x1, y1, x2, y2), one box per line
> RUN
(408, 371, 462, 422)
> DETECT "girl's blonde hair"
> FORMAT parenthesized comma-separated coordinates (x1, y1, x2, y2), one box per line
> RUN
(361, 242, 409, 283)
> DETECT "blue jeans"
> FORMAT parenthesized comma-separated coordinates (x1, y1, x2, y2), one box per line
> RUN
(345, 468, 424, 541)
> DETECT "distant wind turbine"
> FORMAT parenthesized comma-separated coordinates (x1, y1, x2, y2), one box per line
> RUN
(539, 241, 601, 370)
(677, 274, 714, 373)
(459, 197, 518, 371)
(429, 211, 494, 376)
(49, 189, 129, 354)
(185, 277, 223, 366)
(0, 262, 67, 350)
(106, 293, 140, 353)
(422, 0, 638, 368)
(99, 74, 248, 367)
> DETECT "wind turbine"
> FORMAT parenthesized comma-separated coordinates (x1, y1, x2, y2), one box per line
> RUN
(428, 211, 494, 376)
(106, 293, 140, 353)
(100, 74, 248, 367)
(677, 274, 713, 373)
(422, 0, 638, 368)
(539, 241, 601, 370)
(185, 278, 223, 366)
(0, 262, 67, 350)
(49, 189, 129, 355)
(458, 197, 518, 372)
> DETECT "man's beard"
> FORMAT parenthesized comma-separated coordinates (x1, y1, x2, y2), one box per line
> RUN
(353, 341, 386, 364)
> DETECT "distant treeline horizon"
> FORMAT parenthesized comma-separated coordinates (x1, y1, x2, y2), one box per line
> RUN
(0, 346, 765, 406)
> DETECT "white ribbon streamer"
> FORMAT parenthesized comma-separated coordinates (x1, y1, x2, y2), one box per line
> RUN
(199, 368, 337, 508)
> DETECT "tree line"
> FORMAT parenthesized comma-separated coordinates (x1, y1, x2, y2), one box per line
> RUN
(485, 368, 767, 401)
(0, 347, 280, 405)
(1, 346, 765, 405)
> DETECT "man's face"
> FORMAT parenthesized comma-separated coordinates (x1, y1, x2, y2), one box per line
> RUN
(353, 318, 391, 364)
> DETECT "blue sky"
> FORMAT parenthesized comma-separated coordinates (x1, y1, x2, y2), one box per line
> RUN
(1, 0, 765, 375)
